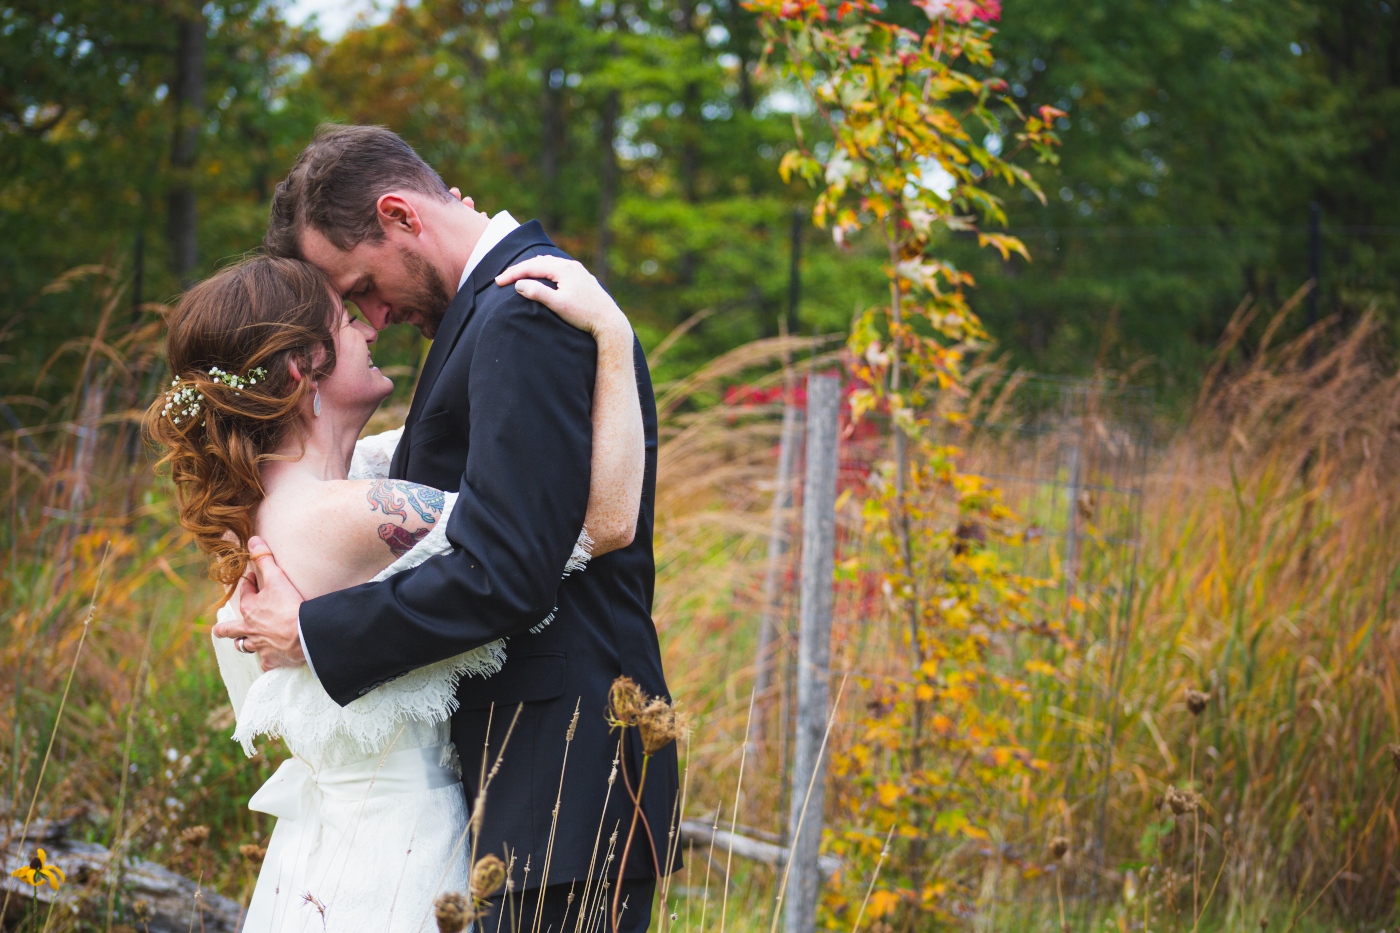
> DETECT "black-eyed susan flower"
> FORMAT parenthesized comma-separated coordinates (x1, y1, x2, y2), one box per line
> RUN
(10, 848, 65, 890)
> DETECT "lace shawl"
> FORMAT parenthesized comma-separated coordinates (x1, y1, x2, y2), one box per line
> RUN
(217, 428, 592, 758)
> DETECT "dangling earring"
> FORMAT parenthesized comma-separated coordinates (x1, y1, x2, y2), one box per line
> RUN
(313, 384, 322, 417)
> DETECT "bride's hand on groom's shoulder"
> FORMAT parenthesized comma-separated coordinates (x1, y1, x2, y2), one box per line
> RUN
(496, 255, 631, 342)
(211, 537, 308, 673)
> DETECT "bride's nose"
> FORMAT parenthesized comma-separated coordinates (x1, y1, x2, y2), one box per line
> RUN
(352, 319, 378, 343)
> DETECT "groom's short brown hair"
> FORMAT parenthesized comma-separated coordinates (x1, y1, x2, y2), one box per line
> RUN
(264, 124, 454, 259)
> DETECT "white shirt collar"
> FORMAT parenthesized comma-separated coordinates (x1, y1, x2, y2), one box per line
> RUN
(457, 210, 521, 294)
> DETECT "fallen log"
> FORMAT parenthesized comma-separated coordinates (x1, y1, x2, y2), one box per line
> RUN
(678, 819, 841, 878)
(2, 818, 244, 932)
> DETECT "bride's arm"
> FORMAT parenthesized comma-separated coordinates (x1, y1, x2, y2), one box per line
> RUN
(497, 255, 644, 557)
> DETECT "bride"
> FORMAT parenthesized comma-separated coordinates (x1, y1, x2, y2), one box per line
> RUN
(145, 252, 643, 932)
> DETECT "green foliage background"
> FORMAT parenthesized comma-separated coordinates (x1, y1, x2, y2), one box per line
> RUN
(2, 0, 1396, 408)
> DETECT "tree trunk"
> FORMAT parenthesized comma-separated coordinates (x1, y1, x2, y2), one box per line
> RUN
(681, 80, 701, 205)
(596, 89, 619, 286)
(167, 6, 205, 287)
(539, 0, 564, 231)
(727, 0, 756, 112)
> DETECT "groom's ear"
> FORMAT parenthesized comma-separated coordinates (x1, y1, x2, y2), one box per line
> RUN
(376, 193, 422, 238)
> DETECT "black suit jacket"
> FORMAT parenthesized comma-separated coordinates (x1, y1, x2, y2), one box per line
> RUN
(300, 221, 679, 888)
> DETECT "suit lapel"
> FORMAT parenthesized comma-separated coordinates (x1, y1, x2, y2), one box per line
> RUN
(392, 220, 555, 479)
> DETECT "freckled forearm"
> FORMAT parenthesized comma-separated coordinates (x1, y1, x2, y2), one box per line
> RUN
(584, 328, 644, 555)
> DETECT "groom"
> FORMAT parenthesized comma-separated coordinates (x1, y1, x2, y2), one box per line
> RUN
(215, 124, 678, 931)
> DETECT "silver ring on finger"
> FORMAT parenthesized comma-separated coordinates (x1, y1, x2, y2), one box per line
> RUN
(236, 636, 252, 654)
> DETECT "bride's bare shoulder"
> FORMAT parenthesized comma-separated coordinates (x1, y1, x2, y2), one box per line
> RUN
(256, 479, 448, 598)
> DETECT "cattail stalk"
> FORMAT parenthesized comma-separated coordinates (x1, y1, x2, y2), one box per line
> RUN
(718, 689, 757, 933)
(656, 738, 692, 933)
(848, 824, 896, 933)
(572, 742, 621, 933)
(417, 702, 522, 933)
(611, 739, 651, 933)
(105, 608, 157, 932)
(532, 701, 581, 933)
(1, 543, 106, 925)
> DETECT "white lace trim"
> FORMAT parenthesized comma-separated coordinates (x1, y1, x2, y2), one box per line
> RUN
(530, 526, 594, 633)
(232, 642, 505, 757)
(230, 476, 594, 757)
(234, 490, 508, 757)
(348, 427, 403, 481)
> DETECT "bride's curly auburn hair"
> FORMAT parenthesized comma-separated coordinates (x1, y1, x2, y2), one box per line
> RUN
(144, 256, 340, 589)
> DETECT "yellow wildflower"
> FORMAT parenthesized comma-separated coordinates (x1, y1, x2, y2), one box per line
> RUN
(10, 848, 65, 889)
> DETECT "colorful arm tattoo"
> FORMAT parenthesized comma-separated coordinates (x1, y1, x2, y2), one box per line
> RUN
(367, 480, 444, 525)
(367, 480, 445, 558)
(379, 524, 431, 558)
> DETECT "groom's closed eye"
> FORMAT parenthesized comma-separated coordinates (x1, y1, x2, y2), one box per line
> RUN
(344, 277, 372, 301)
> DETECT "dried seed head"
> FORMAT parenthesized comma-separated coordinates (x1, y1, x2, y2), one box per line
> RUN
(1165, 786, 1199, 816)
(1258, 917, 1268, 930)
(179, 825, 210, 849)
(1388, 744, 1400, 774)
(1303, 797, 1315, 817)
(434, 892, 474, 933)
(471, 854, 507, 899)
(637, 697, 685, 754)
(131, 899, 152, 922)
(608, 676, 646, 728)
(1049, 836, 1070, 860)
(952, 520, 987, 555)
(1185, 690, 1210, 716)
(239, 843, 267, 866)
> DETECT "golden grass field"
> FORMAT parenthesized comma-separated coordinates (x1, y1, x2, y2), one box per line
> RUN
(2, 273, 1395, 931)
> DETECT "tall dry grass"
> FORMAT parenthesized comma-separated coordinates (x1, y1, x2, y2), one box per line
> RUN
(3, 270, 1398, 931)
(648, 307, 1400, 930)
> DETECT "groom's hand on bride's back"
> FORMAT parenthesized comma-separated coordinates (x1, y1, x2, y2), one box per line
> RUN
(211, 536, 308, 672)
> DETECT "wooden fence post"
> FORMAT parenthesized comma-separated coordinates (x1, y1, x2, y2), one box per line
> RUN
(784, 373, 841, 933)
(753, 401, 801, 745)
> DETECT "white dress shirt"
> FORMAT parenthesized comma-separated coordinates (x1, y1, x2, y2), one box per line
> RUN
(457, 211, 521, 293)
(298, 210, 522, 681)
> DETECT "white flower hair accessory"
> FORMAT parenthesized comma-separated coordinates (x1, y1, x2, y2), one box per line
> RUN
(162, 365, 268, 425)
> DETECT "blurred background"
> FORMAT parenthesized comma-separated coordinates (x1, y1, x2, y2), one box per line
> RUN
(3, 2, 1400, 931)
(4, 0, 1396, 408)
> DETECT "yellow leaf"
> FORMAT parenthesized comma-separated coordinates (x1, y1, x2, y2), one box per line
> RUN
(867, 890, 901, 919)
(876, 782, 902, 806)
(976, 232, 1031, 262)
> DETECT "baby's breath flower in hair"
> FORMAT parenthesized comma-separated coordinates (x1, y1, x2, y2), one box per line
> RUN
(161, 365, 269, 425)
(163, 380, 205, 425)
(207, 365, 267, 394)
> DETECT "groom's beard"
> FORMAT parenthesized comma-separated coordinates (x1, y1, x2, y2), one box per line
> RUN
(397, 246, 452, 339)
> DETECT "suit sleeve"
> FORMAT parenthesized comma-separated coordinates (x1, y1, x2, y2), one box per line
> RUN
(298, 289, 596, 706)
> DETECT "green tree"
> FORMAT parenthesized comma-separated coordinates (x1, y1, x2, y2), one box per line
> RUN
(956, 0, 1400, 388)
(0, 0, 320, 404)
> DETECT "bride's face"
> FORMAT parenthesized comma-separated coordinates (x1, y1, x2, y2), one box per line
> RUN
(316, 298, 394, 419)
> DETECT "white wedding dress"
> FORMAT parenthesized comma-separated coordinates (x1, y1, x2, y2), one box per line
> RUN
(212, 429, 588, 933)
